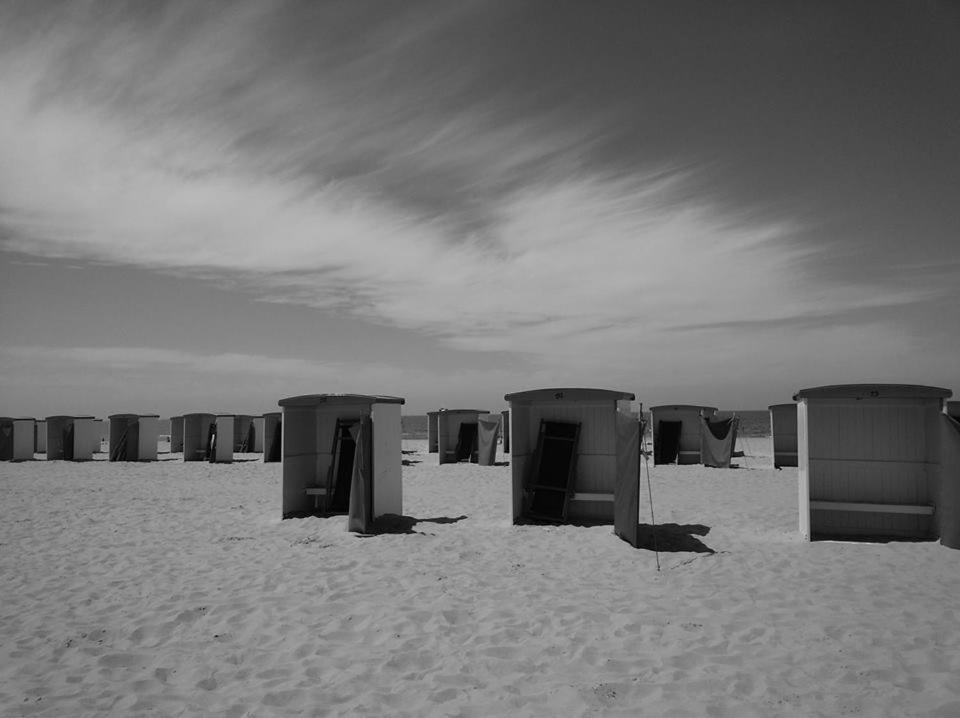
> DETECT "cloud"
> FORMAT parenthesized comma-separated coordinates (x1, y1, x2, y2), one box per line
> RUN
(0, 0, 940, 384)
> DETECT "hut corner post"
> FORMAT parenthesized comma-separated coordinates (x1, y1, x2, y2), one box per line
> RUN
(797, 399, 811, 541)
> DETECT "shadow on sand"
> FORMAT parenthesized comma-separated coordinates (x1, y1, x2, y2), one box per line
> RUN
(636, 523, 714, 553)
(357, 513, 468, 536)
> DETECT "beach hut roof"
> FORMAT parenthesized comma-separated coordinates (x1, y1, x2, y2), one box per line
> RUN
(278, 394, 405, 407)
(262, 411, 281, 418)
(504, 388, 635, 403)
(45, 415, 95, 420)
(793, 384, 952, 401)
(0, 416, 35, 421)
(437, 408, 488, 414)
(649, 404, 717, 412)
(768, 403, 796, 410)
(108, 413, 160, 419)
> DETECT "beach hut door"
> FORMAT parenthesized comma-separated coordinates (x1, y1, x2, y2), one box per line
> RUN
(523, 420, 581, 522)
(655, 421, 682, 464)
(329, 419, 359, 513)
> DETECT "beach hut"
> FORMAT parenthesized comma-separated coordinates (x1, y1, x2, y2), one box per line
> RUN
(45, 416, 96, 461)
(501, 409, 510, 453)
(263, 412, 282, 463)
(233, 414, 255, 452)
(0, 418, 35, 461)
(436, 409, 489, 464)
(170, 416, 184, 452)
(650, 405, 718, 465)
(427, 411, 439, 453)
(279, 394, 404, 532)
(108, 414, 159, 462)
(769, 403, 799, 468)
(252, 417, 265, 453)
(34, 420, 46, 453)
(505, 388, 642, 546)
(795, 384, 951, 542)
(182, 413, 234, 463)
(476, 413, 502, 466)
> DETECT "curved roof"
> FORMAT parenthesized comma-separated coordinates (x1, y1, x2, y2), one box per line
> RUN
(436, 408, 489, 414)
(108, 413, 160, 419)
(278, 394, 405, 407)
(793, 384, 952, 400)
(182, 412, 215, 419)
(0, 416, 35, 421)
(262, 411, 281, 418)
(504, 388, 635, 403)
(45, 415, 95, 421)
(768, 403, 796, 411)
(649, 404, 718, 412)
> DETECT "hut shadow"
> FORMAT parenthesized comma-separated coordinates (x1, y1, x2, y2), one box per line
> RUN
(358, 513, 468, 536)
(402, 458, 422, 466)
(492, 461, 510, 467)
(401, 450, 419, 455)
(636, 523, 715, 553)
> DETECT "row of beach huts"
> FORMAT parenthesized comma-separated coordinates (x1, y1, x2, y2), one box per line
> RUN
(3, 385, 960, 549)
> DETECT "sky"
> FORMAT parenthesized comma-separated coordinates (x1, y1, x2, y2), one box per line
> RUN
(1, 0, 958, 417)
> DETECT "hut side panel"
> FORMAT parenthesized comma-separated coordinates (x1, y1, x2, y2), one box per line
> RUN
(939, 415, 960, 549)
(371, 402, 402, 518)
(138, 416, 159, 461)
(35, 421, 46, 453)
(213, 416, 235, 463)
(170, 417, 184, 452)
(770, 404, 798, 468)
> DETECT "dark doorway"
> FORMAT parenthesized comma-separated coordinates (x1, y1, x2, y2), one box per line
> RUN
(655, 420, 682, 464)
(453, 422, 479, 462)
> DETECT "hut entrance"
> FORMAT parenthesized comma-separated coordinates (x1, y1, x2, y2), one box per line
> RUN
(62, 423, 75, 461)
(0, 422, 12, 460)
(524, 420, 581, 522)
(329, 419, 359, 513)
(267, 421, 282, 461)
(453, 422, 479, 462)
(205, 422, 217, 461)
(655, 420, 682, 464)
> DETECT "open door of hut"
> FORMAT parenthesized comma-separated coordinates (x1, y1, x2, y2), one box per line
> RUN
(328, 419, 359, 513)
(655, 420, 682, 464)
(347, 416, 373, 533)
(454, 421, 479, 462)
(614, 413, 641, 547)
(523, 420, 580, 522)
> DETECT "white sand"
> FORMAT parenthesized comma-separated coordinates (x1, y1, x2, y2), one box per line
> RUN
(2, 439, 960, 717)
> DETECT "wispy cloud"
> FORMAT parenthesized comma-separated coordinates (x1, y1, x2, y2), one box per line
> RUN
(0, 0, 944, 385)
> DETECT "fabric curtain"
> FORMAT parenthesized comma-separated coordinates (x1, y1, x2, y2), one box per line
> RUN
(476, 415, 500, 466)
(348, 417, 373, 533)
(699, 417, 739, 468)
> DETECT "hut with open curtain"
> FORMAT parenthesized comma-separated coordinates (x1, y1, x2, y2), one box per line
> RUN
(233, 414, 255, 452)
(182, 413, 234, 463)
(436, 409, 488, 464)
(650, 405, 717, 465)
(279, 394, 404, 533)
(769, 403, 799, 468)
(504, 388, 642, 547)
(170, 416, 184, 452)
(795, 384, 955, 544)
(45, 416, 96, 461)
(427, 411, 439, 453)
(108, 414, 159, 462)
(34, 420, 46, 453)
(1, 418, 35, 461)
(476, 413, 502, 466)
(262, 412, 282, 463)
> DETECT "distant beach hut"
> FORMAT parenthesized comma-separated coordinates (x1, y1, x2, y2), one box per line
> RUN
(108, 414, 159, 462)
(279, 394, 404, 533)
(504, 388, 642, 546)
(252, 417, 265, 452)
(233, 414, 255, 452)
(769, 403, 799, 468)
(795, 384, 952, 542)
(34, 420, 46, 453)
(476, 413, 502, 466)
(0, 417, 35, 461)
(650, 405, 718, 465)
(262, 412, 281, 463)
(182, 413, 234, 463)
(427, 411, 439, 453)
(436, 409, 489, 464)
(45, 416, 96, 461)
(501, 409, 510, 453)
(170, 416, 184, 452)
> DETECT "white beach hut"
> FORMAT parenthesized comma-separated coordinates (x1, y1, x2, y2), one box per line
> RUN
(504, 388, 642, 546)
(769, 403, 798, 468)
(263, 412, 281, 463)
(182, 413, 234, 463)
(1, 417, 35, 461)
(170, 416, 184, 453)
(252, 417, 265, 453)
(436, 409, 489, 464)
(795, 384, 951, 542)
(108, 414, 159, 462)
(279, 394, 404, 532)
(650, 405, 718, 465)
(45, 416, 96, 461)
(34, 420, 46, 453)
(427, 411, 439, 453)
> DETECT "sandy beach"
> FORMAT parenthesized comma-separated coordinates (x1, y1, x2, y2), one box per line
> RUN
(2, 439, 959, 717)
